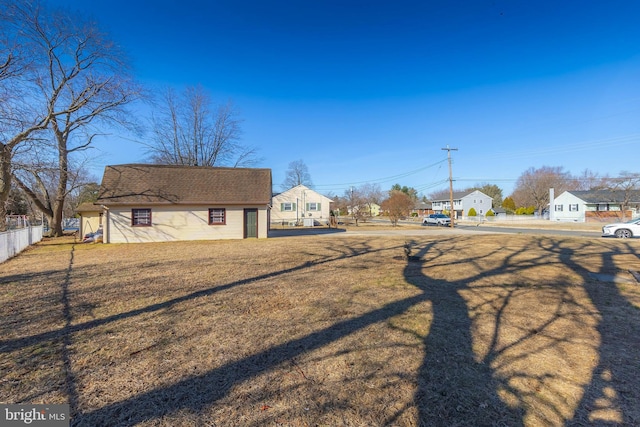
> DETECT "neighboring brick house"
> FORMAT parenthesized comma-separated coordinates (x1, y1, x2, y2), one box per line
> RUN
(77, 164, 272, 243)
(431, 190, 493, 218)
(412, 201, 433, 217)
(271, 185, 333, 226)
(552, 190, 640, 222)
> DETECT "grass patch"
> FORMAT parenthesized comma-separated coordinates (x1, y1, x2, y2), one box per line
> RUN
(1, 234, 639, 426)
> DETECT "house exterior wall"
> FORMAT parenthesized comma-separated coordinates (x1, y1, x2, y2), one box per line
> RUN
(460, 191, 493, 216)
(79, 211, 102, 237)
(367, 203, 381, 216)
(433, 190, 492, 217)
(105, 204, 267, 243)
(432, 199, 462, 213)
(271, 185, 332, 225)
(552, 192, 585, 222)
(553, 190, 639, 223)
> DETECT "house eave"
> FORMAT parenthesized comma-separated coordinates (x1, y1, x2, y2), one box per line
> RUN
(97, 200, 271, 206)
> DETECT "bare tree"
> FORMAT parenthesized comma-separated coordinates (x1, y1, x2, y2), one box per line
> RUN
(608, 171, 640, 221)
(4, 0, 142, 236)
(429, 187, 458, 201)
(0, 0, 51, 231)
(345, 186, 366, 226)
(13, 151, 97, 233)
(282, 159, 313, 190)
(511, 166, 575, 215)
(146, 85, 257, 168)
(574, 169, 610, 191)
(359, 183, 384, 218)
(381, 190, 413, 226)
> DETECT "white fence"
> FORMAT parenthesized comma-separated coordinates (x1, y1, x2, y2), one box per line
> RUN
(0, 226, 44, 263)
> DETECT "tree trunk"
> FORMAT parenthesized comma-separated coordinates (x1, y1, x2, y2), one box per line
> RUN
(50, 198, 65, 237)
(0, 145, 12, 232)
(51, 126, 69, 237)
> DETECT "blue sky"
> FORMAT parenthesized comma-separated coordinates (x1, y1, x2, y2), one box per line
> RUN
(52, 0, 640, 197)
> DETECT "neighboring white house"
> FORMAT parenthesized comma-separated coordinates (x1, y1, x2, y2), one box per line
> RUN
(552, 190, 640, 222)
(271, 185, 333, 226)
(78, 164, 272, 243)
(431, 190, 493, 218)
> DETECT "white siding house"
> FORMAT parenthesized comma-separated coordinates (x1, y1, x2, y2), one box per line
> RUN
(431, 190, 493, 218)
(552, 190, 640, 222)
(271, 185, 333, 226)
(552, 191, 587, 222)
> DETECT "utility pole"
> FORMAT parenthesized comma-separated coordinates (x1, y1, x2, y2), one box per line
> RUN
(441, 145, 458, 228)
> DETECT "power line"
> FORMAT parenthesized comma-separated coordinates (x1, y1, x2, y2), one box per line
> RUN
(311, 158, 448, 190)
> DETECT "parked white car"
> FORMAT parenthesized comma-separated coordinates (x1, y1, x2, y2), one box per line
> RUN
(602, 218, 640, 238)
(422, 213, 452, 226)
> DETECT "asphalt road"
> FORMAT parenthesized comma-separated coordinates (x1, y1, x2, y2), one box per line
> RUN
(454, 224, 603, 239)
(270, 223, 611, 239)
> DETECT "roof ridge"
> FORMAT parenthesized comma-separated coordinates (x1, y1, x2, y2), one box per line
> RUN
(105, 163, 271, 172)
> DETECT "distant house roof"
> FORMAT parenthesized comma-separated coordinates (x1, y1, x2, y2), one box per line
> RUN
(566, 190, 640, 204)
(431, 190, 492, 202)
(75, 202, 101, 212)
(97, 164, 272, 206)
(431, 192, 463, 202)
(273, 184, 333, 202)
(413, 201, 432, 210)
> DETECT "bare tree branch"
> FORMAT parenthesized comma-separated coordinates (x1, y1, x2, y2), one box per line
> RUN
(145, 85, 256, 168)
(1, 0, 142, 234)
(282, 159, 313, 190)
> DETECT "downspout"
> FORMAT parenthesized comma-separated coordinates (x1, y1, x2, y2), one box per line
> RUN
(101, 205, 110, 243)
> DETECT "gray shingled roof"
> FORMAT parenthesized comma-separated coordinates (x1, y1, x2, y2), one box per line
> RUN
(97, 164, 272, 205)
(568, 190, 640, 203)
(431, 191, 487, 202)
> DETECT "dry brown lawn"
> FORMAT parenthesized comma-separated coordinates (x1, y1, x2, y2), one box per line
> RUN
(1, 232, 639, 426)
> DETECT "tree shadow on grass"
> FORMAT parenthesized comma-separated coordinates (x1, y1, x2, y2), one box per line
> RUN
(61, 244, 80, 417)
(70, 237, 529, 426)
(0, 242, 379, 354)
(8, 235, 637, 426)
(401, 242, 525, 426)
(554, 240, 640, 426)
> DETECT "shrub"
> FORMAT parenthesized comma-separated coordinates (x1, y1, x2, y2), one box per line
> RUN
(515, 206, 536, 215)
(486, 210, 495, 217)
(467, 207, 477, 217)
